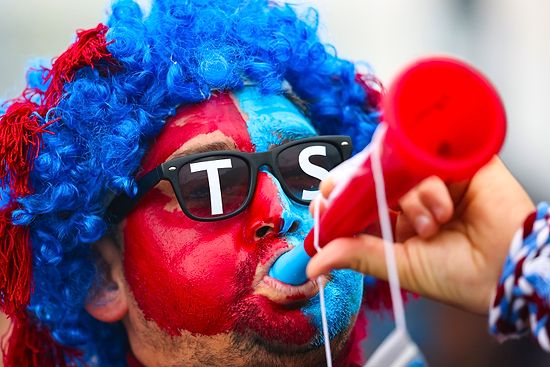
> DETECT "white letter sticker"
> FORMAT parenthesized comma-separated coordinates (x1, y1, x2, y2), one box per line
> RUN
(189, 158, 232, 215)
(298, 146, 329, 201)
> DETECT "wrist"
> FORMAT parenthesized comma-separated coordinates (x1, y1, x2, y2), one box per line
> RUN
(489, 202, 550, 350)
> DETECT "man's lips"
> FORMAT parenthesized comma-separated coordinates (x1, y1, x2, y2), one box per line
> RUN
(253, 246, 324, 305)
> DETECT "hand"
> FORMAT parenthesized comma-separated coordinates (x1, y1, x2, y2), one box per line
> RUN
(306, 157, 535, 314)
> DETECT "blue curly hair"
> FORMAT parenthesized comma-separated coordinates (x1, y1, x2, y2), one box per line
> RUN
(1, 0, 380, 365)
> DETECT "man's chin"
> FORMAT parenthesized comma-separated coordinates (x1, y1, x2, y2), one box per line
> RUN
(231, 294, 357, 367)
(233, 294, 319, 344)
(230, 325, 354, 367)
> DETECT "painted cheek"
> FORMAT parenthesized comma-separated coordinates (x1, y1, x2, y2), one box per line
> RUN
(123, 186, 258, 336)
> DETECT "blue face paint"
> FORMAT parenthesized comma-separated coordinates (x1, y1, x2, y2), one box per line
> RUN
(304, 270, 364, 346)
(233, 87, 316, 152)
(236, 86, 364, 345)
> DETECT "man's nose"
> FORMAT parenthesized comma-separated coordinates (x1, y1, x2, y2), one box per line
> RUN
(246, 171, 305, 241)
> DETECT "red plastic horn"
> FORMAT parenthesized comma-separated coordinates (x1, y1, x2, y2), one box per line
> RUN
(269, 56, 507, 285)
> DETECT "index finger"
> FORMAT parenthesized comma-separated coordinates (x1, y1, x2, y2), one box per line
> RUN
(319, 177, 335, 198)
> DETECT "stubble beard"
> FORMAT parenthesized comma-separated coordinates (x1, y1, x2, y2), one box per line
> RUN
(229, 323, 354, 367)
(125, 292, 354, 367)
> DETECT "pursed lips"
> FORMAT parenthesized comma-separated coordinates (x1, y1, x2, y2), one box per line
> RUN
(253, 245, 325, 305)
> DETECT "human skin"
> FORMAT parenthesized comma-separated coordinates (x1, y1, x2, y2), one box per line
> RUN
(87, 87, 363, 366)
(307, 157, 535, 314)
(0, 312, 8, 366)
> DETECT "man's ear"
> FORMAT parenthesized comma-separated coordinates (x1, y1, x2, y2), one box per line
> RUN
(85, 236, 128, 323)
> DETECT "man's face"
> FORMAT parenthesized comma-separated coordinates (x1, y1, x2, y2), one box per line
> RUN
(121, 87, 363, 365)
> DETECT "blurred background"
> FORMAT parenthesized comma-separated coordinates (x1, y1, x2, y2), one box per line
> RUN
(1, 0, 549, 366)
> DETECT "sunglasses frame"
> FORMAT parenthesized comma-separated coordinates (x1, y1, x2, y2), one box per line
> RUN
(108, 135, 353, 222)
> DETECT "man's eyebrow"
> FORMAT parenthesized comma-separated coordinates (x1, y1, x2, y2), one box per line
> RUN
(172, 141, 236, 158)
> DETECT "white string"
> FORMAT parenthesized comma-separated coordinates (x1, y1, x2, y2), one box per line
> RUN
(314, 197, 333, 367)
(363, 124, 427, 367)
(313, 123, 410, 367)
(370, 124, 407, 331)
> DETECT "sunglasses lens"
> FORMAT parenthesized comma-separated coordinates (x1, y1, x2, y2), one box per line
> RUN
(277, 143, 343, 202)
(178, 156, 250, 219)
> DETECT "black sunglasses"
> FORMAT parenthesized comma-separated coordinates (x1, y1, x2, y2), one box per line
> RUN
(107, 135, 353, 222)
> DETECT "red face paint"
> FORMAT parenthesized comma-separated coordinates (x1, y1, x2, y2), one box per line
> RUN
(123, 92, 316, 343)
(139, 93, 254, 171)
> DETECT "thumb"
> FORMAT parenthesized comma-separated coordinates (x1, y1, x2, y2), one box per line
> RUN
(306, 234, 414, 291)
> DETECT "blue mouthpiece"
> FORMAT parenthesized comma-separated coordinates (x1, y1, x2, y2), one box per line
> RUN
(268, 244, 311, 285)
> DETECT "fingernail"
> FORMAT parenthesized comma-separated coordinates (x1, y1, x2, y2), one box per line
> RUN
(415, 215, 431, 235)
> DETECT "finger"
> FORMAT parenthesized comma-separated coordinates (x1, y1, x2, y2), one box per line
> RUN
(399, 190, 439, 239)
(394, 213, 416, 242)
(306, 234, 415, 293)
(446, 179, 471, 215)
(309, 195, 329, 216)
(415, 176, 454, 223)
(319, 177, 335, 198)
